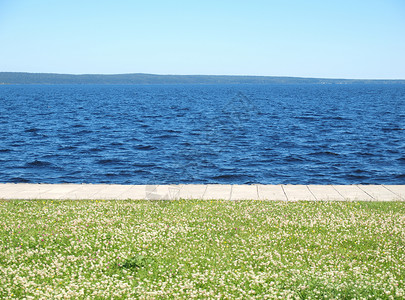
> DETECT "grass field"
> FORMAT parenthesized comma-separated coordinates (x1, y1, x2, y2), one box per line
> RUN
(0, 199, 404, 299)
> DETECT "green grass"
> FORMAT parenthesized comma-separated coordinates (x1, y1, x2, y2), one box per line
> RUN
(0, 199, 404, 299)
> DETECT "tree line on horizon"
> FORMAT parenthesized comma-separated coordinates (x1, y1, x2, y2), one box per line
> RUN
(0, 72, 404, 85)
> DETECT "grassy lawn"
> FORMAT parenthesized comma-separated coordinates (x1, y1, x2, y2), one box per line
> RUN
(0, 199, 404, 299)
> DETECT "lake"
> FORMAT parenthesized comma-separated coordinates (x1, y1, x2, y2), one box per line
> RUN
(0, 84, 404, 184)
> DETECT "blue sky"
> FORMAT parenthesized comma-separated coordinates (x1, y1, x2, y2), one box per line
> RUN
(0, 0, 404, 79)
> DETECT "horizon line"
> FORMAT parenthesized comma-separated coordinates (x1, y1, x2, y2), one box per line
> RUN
(1, 71, 405, 81)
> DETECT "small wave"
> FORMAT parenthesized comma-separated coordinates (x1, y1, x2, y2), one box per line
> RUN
(257, 158, 276, 163)
(285, 155, 304, 162)
(110, 142, 124, 146)
(10, 142, 25, 148)
(10, 177, 30, 183)
(77, 130, 93, 134)
(132, 163, 156, 168)
(212, 174, 244, 180)
(105, 173, 118, 177)
(277, 141, 294, 147)
(97, 159, 123, 165)
(154, 134, 178, 139)
(179, 141, 192, 147)
(25, 128, 40, 133)
(41, 154, 61, 159)
(359, 152, 374, 156)
(117, 171, 132, 176)
(0, 149, 11, 153)
(345, 174, 368, 180)
(295, 116, 317, 120)
(386, 149, 399, 154)
(309, 151, 339, 156)
(382, 127, 404, 132)
(25, 160, 52, 168)
(133, 145, 156, 151)
(58, 145, 76, 151)
(132, 170, 153, 175)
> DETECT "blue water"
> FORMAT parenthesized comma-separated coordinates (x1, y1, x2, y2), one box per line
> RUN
(0, 84, 404, 184)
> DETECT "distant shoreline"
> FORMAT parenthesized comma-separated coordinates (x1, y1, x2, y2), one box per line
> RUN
(1, 72, 405, 85)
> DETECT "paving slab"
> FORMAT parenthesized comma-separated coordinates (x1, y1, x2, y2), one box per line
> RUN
(178, 185, 207, 199)
(0, 184, 54, 199)
(0, 184, 403, 201)
(257, 185, 287, 200)
(36, 184, 84, 199)
(0, 183, 40, 191)
(282, 185, 316, 201)
(118, 185, 151, 200)
(143, 185, 182, 200)
(356, 185, 400, 201)
(0, 183, 21, 191)
(203, 184, 232, 200)
(332, 185, 372, 200)
(308, 185, 345, 201)
(90, 184, 134, 200)
(62, 184, 112, 200)
(231, 185, 258, 200)
(383, 185, 405, 200)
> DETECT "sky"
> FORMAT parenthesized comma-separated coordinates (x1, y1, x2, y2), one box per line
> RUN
(0, 0, 405, 79)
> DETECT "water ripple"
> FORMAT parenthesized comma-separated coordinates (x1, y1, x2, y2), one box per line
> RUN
(0, 84, 404, 184)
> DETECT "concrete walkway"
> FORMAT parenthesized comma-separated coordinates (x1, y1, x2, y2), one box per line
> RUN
(0, 184, 404, 201)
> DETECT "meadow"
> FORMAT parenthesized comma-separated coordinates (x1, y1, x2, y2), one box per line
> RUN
(0, 199, 404, 299)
